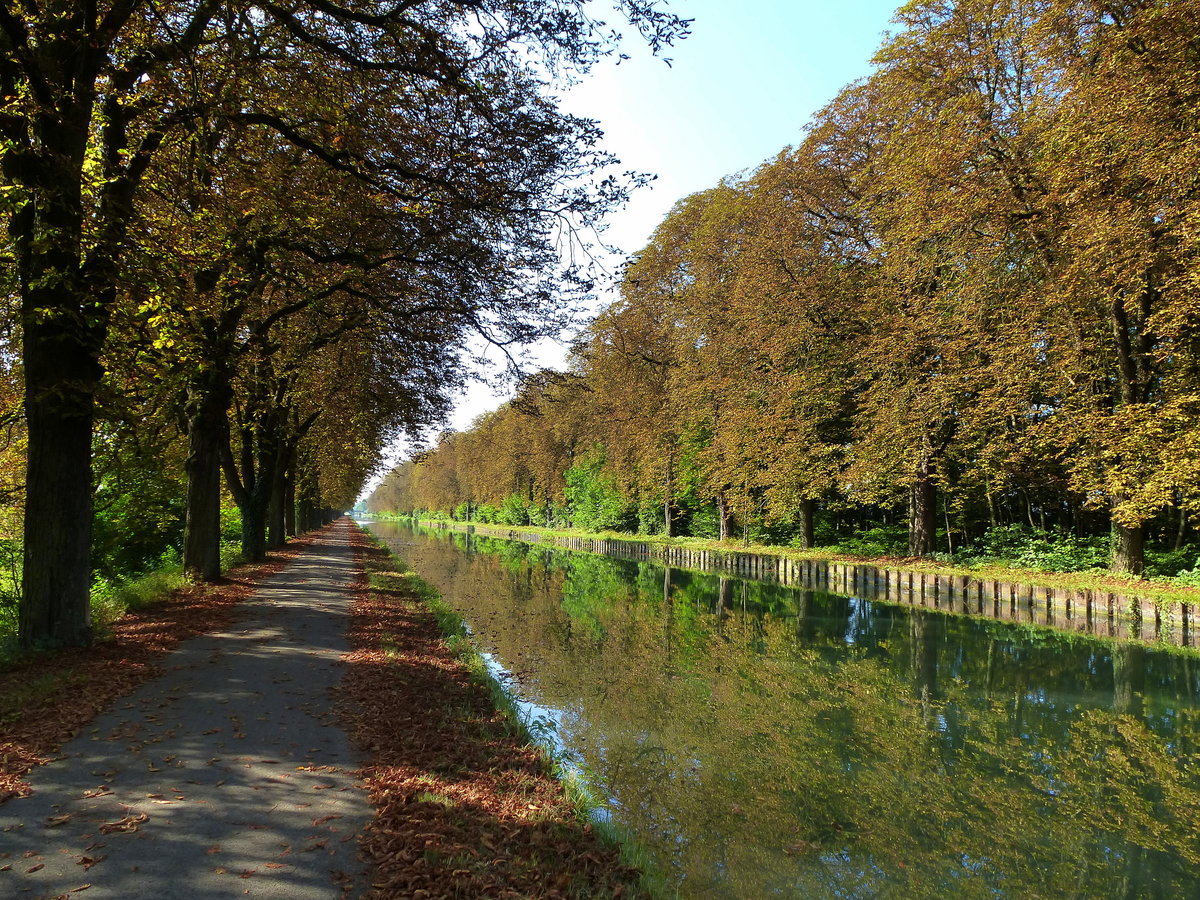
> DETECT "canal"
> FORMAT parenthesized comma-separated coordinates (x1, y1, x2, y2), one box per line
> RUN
(362, 520, 1200, 898)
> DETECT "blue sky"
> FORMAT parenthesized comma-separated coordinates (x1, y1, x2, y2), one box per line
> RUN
(366, 0, 901, 488)
(561, 0, 900, 263)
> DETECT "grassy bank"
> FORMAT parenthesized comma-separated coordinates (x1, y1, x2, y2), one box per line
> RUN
(348, 525, 667, 898)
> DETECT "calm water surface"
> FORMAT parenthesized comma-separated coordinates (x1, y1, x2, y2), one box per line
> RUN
(364, 521, 1200, 898)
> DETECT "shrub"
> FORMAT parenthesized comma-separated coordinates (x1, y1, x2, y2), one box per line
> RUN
(497, 493, 531, 526)
(564, 449, 633, 532)
(957, 525, 1110, 572)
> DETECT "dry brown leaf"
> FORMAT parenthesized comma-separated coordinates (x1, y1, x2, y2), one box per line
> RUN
(98, 812, 148, 834)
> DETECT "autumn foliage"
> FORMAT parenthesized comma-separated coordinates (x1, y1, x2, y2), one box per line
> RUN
(370, 0, 1200, 577)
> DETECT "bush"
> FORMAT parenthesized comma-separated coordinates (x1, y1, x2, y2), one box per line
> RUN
(497, 493, 531, 526)
(957, 525, 1109, 572)
(90, 547, 187, 632)
(683, 503, 718, 539)
(1144, 545, 1200, 578)
(564, 449, 634, 532)
(220, 505, 242, 543)
(0, 537, 19, 639)
(829, 525, 909, 557)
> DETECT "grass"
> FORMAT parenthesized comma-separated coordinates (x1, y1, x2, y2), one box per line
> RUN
(358, 525, 673, 898)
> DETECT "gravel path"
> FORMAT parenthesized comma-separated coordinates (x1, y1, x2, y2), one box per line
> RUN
(0, 520, 371, 899)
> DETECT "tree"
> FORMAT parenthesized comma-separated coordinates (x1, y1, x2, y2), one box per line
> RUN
(0, 0, 687, 647)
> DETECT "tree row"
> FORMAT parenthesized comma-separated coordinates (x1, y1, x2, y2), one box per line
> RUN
(0, 0, 687, 648)
(369, 0, 1200, 577)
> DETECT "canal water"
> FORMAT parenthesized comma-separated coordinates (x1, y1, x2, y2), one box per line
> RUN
(363, 520, 1200, 898)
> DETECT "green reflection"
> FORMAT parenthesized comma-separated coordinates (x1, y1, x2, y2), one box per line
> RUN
(369, 522, 1200, 898)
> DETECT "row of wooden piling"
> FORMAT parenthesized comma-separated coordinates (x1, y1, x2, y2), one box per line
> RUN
(419, 520, 1194, 648)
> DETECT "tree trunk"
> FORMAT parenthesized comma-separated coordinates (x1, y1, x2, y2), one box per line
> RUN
(795, 498, 815, 550)
(16, 111, 100, 650)
(268, 444, 292, 551)
(717, 493, 733, 541)
(220, 426, 274, 562)
(284, 474, 297, 538)
(183, 386, 230, 581)
(267, 467, 286, 550)
(1174, 493, 1187, 551)
(1111, 517, 1146, 576)
(241, 497, 268, 561)
(20, 349, 96, 649)
(910, 610, 941, 705)
(908, 457, 937, 557)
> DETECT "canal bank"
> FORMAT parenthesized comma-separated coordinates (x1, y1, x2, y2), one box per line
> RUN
(363, 518, 1200, 898)
(405, 518, 1200, 650)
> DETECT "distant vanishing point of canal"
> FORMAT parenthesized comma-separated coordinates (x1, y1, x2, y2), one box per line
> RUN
(363, 519, 1200, 898)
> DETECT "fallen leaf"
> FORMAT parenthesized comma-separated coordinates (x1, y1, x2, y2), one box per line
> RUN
(26, 863, 43, 873)
(78, 855, 106, 870)
(99, 812, 148, 834)
(45, 813, 72, 827)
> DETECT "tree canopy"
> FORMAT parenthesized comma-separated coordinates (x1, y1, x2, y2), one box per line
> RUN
(370, 0, 1200, 578)
(0, 0, 689, 648)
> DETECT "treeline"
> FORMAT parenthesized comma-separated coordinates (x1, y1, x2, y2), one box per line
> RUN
(369, 0, 1200, 577)
(0, 1, 686, 648)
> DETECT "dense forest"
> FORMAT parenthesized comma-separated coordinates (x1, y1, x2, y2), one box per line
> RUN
(368, 0, 1200, 579)
(0, 0, 687, 649)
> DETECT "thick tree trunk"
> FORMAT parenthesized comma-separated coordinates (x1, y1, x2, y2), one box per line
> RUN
(20, 355, 95, 649)
(795, 589, 814, 643)
(795, 498, 815, 550)
(183, 387, 230, 580)
(908, 457, 937, 557)
(16, 109, 101, 649)
(241, 497, 268, 561)
(298, 497, 314, 533)
(910, 610, 941, 704)
(1111, 518, 1146, 576)
(221, 433, 273, 562)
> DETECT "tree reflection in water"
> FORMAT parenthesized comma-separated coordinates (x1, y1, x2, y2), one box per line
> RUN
(369, 522, 1200, 898)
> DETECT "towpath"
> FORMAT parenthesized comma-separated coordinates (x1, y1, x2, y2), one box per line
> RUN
(0, 520, 371, 899)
